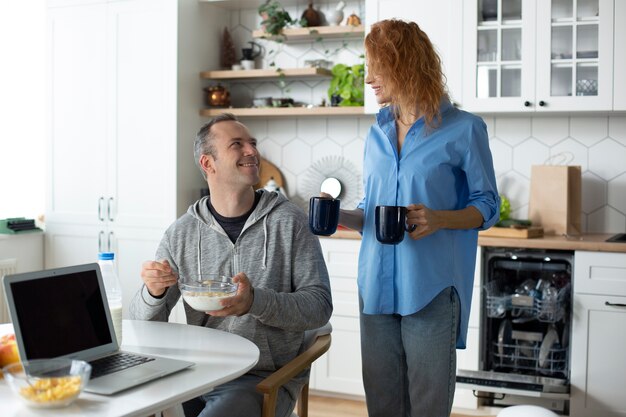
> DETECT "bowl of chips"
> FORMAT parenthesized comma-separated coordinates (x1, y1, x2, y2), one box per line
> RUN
(2, 358, 91, 408)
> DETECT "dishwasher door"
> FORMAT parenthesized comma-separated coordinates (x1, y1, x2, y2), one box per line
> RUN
(457, 247, 574, 413)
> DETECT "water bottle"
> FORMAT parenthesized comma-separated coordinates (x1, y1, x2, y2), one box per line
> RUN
(98, 252, 123, 346)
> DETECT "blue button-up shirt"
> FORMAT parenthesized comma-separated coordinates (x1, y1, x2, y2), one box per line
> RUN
(357, 100, 499, 348)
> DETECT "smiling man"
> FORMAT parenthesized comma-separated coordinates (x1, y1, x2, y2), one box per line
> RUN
(130, 113, 332, 417)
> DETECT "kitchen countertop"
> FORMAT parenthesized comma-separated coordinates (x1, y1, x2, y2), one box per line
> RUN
(328, 230, 626, 253)
(478, 232, 626, 253)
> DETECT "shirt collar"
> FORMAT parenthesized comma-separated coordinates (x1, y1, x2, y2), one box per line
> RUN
(375, 96, 454, 130)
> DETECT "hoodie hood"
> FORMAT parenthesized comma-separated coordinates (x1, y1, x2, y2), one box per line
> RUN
(187, 189, 287, 226)
(187, 189, 289, 275)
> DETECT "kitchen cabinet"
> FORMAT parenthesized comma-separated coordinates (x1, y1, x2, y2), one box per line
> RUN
(462, 0, 615, 112)
(453, 246, 482, 410)
(364, 0, 464, 113)
(570, 251, 626, 417)
(311, 237, 365, 397)
(45, 0, 224, 315)
(614, 0, 626, 110)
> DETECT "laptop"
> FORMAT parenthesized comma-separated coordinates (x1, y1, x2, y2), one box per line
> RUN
(3, 263, 194, 395)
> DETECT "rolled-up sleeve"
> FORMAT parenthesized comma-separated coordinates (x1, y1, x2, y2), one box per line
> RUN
(463, 120, 500, 230)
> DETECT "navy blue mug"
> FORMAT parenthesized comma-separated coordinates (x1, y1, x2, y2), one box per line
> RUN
(309, 197, 340, 236)
(375, 205, 416, 244)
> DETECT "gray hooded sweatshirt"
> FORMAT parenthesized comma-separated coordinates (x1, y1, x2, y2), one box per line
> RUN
(129, 190, 332, 399)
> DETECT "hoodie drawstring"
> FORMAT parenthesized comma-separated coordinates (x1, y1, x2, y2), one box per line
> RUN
(262, 216, 268, 270)
(196, 221, 202, 280)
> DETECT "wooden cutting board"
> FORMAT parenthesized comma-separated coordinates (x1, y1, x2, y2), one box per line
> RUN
(479, 226, 544, 239)
(254, 158, 284, 190)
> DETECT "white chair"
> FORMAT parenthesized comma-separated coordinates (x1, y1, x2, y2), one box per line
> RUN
(257, 322, 333, 417)
(497, 405, 559, 417)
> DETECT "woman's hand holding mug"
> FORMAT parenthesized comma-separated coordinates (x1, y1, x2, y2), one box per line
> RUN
(406, 204, 441, 240)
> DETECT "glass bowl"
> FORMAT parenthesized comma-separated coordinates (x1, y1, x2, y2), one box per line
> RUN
(2, 358, 91, 408)
(179, 276, 238, 312)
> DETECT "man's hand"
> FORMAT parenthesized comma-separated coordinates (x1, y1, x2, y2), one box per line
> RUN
(406, 203, 443, 240)
(141, 260, 178, 297)
(207, 272, 254, 317)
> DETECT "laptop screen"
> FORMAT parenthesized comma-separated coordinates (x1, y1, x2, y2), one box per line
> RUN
(8, 267, 114, 359)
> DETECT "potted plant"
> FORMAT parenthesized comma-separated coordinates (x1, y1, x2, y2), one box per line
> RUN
(327, 62, 364, 106)
(258, 1, 299, 37)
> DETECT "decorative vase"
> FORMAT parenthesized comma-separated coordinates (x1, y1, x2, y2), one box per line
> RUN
(328, 1, 345, 26)
(301, 2, 321, 27)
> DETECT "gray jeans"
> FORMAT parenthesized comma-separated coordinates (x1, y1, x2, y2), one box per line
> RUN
(360, 286, 460, 417)
(182, 373, 296, 417)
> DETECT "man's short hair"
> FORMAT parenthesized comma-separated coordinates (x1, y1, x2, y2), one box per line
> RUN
(194, 113, 239, 179)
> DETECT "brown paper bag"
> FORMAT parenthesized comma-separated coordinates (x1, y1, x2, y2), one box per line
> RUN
(529, 165, 582, 236)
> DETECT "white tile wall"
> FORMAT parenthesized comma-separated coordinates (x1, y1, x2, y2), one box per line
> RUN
(488, 115, 626, 233)
(218, 5, 626, 234)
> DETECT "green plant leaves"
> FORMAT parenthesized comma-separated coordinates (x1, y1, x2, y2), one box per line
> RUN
(328, 62, 364, 106)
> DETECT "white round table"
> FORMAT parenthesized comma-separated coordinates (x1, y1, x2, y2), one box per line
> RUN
(0, 320, 259, 417)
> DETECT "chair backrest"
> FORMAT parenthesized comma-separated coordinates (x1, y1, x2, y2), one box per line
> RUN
(258, 322, 333, 417)
(301, 322, 333, 352)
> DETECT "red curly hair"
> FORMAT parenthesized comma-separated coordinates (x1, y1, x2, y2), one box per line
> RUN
(365, 19, 446, 129)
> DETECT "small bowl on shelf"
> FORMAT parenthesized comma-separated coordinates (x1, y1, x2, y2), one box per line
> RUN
(2, 358, 91, 408)
(252, 97, 272, 108)
(179, 275, 238, 312)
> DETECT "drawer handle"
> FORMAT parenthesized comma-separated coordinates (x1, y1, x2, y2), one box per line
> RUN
(605, 301, 626, 308)
(472, 390, 505, 400)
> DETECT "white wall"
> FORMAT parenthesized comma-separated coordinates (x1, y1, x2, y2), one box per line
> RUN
(229, 5, 626, 234)
(1, 1, 624, 236)
(0, 1, 46, 220)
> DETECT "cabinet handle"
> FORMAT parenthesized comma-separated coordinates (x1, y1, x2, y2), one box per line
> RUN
(471, 390, 505, 400)
(108, 197, 115, 222)
(605, 301, 626, 308)
(539, 100, 546, 107)
(98, 197, 105, 221)
(524, 101, 531, 107)
(98, 230, 105, 253)
(108, 231, 114, 253)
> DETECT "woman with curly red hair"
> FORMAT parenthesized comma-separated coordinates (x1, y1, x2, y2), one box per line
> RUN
(333, 19, 500, 416)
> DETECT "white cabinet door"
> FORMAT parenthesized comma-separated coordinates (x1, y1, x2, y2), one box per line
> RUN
(462, 0, 537, 112)
(535, 0, 614, 111)
(107, 0, 177, 230)
(454, 327, 479, 409)
(570, 294, 626, 417)
(463, 0, 616, 112)
(364, 0, 463, 113)
(312, 238, 364, 397)
(454, 246, 481, 410)
(44, 223, 103, 268)
(614, 0, 626, 110)
(46, 4, 108, 225)
(574, 251, 626, 297)
(112, 226, 164, 318)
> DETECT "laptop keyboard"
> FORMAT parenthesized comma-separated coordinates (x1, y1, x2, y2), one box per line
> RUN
(89, 352, 155, 379)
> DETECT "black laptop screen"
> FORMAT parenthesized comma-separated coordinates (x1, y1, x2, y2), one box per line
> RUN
(10, 270, 113, 359)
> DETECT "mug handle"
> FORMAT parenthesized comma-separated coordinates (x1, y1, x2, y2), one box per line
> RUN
(404, 206, 416, 233)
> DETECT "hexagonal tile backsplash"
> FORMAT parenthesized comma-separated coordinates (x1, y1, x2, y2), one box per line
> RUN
(221, 5, 626, 234)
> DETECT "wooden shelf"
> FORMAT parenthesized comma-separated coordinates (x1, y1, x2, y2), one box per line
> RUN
(200, 106, 364, 117)
(252, 25, 365, 43)
(199, 0, 302, 10)
(200, 67, 332, 80)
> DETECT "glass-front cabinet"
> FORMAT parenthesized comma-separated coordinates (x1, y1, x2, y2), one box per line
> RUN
(463, 0, 614, 112)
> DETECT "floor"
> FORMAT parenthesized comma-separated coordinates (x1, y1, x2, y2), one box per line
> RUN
(308, 395, 497, 417)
